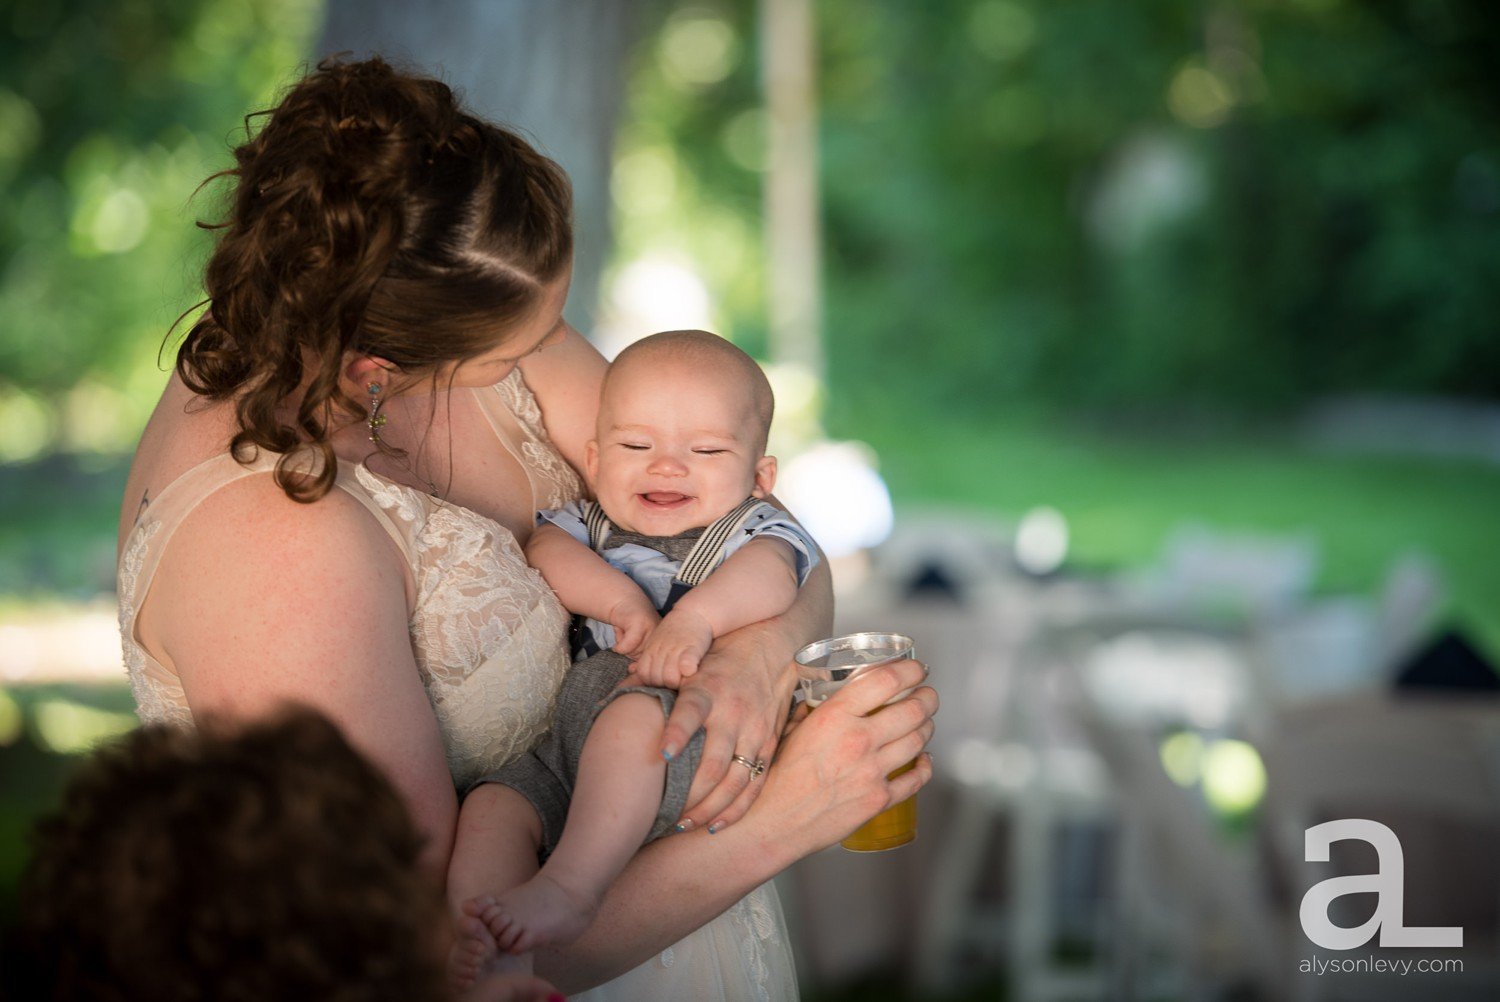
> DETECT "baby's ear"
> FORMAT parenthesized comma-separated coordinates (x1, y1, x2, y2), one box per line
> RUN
(584, 440, 600, 484)
(752, 455, 777, 498)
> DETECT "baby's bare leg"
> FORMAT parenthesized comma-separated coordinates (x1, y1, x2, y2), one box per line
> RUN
(448, 784, 545, 988)
(478, 693, 667, 954)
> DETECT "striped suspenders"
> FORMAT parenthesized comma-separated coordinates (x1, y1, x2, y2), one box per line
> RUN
(578, 496, 767, 613)
(582, 499, 613, 550)
(676, 497, 766, 586)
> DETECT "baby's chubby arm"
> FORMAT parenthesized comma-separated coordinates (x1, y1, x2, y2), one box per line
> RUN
(631, 537, 800, 688)
(524, 522, 659, 656)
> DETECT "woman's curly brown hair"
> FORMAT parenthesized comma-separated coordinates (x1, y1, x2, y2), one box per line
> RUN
(7, 708, 449, 1001)
(177, 55, 573, 502)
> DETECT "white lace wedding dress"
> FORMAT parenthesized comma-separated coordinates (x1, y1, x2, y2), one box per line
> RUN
(118, 369, 798, 1001)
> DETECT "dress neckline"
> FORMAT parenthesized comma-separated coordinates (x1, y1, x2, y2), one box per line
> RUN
(120, 446, 521, 563)
(350, 459, 524, 549)
(123, 372, 549, 556)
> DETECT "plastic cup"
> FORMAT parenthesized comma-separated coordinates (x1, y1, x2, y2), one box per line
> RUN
(793, 632, 918, 852)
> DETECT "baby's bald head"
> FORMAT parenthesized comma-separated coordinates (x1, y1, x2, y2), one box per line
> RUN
(604, 330, 775, 452)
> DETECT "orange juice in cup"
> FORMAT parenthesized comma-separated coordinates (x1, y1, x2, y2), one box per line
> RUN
(793, 632, 919, 852)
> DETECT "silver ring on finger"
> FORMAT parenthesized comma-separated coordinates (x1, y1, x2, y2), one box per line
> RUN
(732, 754, 767, 780)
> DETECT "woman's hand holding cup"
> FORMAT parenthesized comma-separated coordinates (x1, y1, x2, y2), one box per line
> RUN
(751, 657, 936, 863)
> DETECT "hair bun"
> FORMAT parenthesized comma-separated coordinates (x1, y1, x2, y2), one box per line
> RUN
(239, 57, 451, 212)
(178, 55, 572, 503)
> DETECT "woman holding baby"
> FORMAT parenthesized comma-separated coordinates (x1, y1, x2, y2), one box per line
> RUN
(116, 56, 935, 1000)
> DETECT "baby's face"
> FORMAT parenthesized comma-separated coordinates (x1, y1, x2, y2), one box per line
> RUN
(587, 356, 775, 537)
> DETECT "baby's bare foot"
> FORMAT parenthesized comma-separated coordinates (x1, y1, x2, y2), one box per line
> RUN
(448, 913, 500, 991)
(451, 904, 538, 993)
(476, 873, 600, 954)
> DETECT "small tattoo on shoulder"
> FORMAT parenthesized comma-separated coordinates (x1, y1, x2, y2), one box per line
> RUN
(135, 490, 151, 521)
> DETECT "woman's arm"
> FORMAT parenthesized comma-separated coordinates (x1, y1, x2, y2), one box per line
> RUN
(530, 657, 937, 992)
(145, 473, 459, 875)
(663, 517, 834, 832)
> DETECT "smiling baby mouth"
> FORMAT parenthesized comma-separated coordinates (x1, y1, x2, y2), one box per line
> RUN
(640, 492, 692, 506)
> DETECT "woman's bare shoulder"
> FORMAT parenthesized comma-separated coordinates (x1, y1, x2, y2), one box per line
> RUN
(158, 462, 400, 607)
(134, 447, 456, 845)
(124, 378, 401, 669)
(145, 466, 411, 709)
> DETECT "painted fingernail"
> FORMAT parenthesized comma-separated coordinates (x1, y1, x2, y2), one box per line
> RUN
(707, 821, 722, 834)
(662, 744, 678, 761)
(675, 819, 695, 833)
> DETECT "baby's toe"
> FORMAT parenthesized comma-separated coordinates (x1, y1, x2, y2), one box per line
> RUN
(496, 920, 527, 953)
(461, 894, 497, 917)
(478, 904, 511, 936)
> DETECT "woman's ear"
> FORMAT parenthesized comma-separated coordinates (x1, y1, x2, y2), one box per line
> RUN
(752, 455, 777, 498)
(344, 355, 397, 392)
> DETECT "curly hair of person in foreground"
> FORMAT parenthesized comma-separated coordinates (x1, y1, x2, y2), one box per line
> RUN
(6, 708, 450, 1002)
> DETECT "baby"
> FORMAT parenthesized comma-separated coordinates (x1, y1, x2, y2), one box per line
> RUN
(457, 330, 818, 965)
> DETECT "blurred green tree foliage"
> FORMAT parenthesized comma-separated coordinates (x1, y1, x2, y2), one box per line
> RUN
(3, 0, 1496, 463)
(0, 0, 320, 460)
(622, 0, 1500, 422)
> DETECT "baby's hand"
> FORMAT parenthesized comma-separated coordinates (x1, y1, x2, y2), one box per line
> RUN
(608, 593, 660, 658)
(630, 609, 713, 688)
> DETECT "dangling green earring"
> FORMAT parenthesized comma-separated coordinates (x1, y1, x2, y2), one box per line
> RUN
(367, 382, 387, 443)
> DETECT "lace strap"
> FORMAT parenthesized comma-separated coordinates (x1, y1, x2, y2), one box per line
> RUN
(472, 370, 586, 511)
(495, 367, 547, 436)
(121, 450, 414, 637)
(472, 375, 541, 509)
(121, 453, 276, 617)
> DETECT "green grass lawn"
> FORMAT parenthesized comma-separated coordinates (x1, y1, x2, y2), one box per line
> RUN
(838, 407, 1500, 659)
